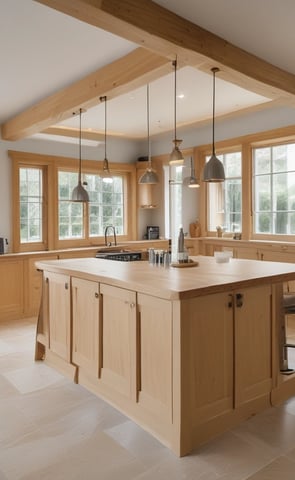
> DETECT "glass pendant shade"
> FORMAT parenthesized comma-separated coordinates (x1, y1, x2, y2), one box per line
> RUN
(139, 84, 159, 185)
(169, 60, 184, 165)
(183, 157, 199, 188)
(202, 67, 225, 182)
(100, 95, 113, 184)
(72, 108, 89, 202)
(139, 168, 158, 184)
(170, 139, 184, 165)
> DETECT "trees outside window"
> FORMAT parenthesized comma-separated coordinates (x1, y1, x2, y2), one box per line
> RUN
(11, 150, 132, 252)
(253, 144, 295, 235)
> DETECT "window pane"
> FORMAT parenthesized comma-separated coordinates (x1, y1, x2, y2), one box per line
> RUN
(84, 173, 125, 237)
(253, 142, 295, 235)
(255, 175, 271, 211)
(58, 172, 84, 239)
(254, 148, 271, 174)
(19, 167, 43, 243)
(207, 152, 242, 233)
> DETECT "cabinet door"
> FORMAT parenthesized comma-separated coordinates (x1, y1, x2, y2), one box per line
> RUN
(46, 271, 71, 362)
(234, 285, 272, 406)
(100, 284, 137, 399)
(137, 293, 172, 421)
(184, 292, 234, 425)
(235, 246, 259, 260)
(0, 259, 24, 319)
(72, 277, 100, 376)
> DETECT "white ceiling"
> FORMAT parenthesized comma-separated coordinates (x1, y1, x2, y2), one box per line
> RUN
(1, 0, 294, 141)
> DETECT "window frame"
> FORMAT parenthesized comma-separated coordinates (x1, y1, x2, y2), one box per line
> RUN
(198, 144, 244, 237)
(251, 138, 295, 242)
(10, 150, 136, 253)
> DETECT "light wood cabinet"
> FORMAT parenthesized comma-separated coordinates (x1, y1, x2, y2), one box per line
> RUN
(137, 293, 172, 421)
(234, 285, 272, 406)
(35, 255, 295, 456)
(185, 285, 272, 429)
(183, 292, 234, 426)
(0, 259, 24, 319)
(72, 277, 100, 376)
(45, 271, 71, 362)
(99, 283, 137, 400)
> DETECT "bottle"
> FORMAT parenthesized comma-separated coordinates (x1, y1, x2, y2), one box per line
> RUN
(177, 227, 184, 262)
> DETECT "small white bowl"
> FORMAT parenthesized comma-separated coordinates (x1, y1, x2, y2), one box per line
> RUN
(214, 251, 231, 263)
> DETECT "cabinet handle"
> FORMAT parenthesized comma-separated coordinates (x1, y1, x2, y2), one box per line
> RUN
(65, 283, 69, 290)
(228, 294, 233, 308)
(236, 293, 244, 308)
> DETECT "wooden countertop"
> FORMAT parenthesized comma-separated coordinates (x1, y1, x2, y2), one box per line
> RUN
(36, 255, 295, 300)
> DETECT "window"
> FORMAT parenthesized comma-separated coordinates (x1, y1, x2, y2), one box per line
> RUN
(58, 171, 125, 240)
(85, 173, 124, 237)
(207, 151, 242, 233)
(253, 143, 295, 235)
(19, 167, 44, 243)
(10, 150, 134, 252)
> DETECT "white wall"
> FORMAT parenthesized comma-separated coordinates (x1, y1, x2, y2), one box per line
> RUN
(151, 105, 295, 156)
(0, 136, 142, 248)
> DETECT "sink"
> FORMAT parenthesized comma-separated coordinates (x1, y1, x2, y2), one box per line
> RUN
(96, 245, 130, 253)
(96, 250, 143, 261)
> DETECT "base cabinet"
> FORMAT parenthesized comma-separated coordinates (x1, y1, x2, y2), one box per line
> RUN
(235, 285, 272, 406)
(72, 277, 100, 376)
(100, 283, 137, 400)
(37, 266, 277, 456)
(45, 271, 71, 362)
(184, 284, 272, 431)
(137, 294, 172, 421)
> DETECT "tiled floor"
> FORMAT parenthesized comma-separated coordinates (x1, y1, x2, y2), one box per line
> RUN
(1, 319, 295, 479)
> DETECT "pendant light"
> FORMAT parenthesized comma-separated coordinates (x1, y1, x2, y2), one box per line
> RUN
(71, 108, 89, 202)
(169, 59, 184, 165)
(100, 95, 113, 184)
(202, 67, 225, 182)
(183, 157, 199, 188)
(139, 84, 159, 185)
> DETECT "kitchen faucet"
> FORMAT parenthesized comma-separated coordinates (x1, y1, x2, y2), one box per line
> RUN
(104, 225, 117, 247)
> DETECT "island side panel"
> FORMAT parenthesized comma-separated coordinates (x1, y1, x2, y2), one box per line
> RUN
(180, 291, 234, 453)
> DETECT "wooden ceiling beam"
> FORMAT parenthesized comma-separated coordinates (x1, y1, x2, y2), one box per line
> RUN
(1, 47, 170, 141)
(35, 0, 295, 100)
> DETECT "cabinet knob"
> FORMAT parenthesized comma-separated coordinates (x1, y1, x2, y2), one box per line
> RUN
(95, 292, 99, 298)
(236, 293, 244, 308)
(130, 302, 136, 308)
(65, 283, 69, 290)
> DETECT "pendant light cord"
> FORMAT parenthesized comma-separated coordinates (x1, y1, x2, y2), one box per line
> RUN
(104, 96, 107, 160)
(173, 59, 177, 140)
(211, 67, 219, 156)
(147, 84, 151, 168)
(79, 107, 82, 183)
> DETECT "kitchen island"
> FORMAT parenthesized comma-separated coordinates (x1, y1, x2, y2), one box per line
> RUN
(35, 255, 295, 456)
